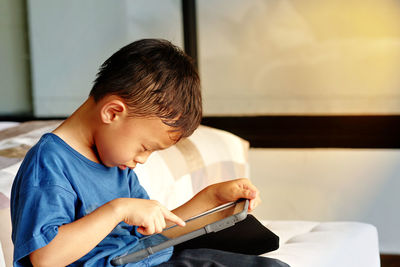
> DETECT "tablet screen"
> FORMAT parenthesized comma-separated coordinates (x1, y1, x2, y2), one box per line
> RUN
(160, 199, 247, 239)
(111, 199, 248, 266)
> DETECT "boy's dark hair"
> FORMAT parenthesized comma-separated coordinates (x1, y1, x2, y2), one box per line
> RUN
(90, 39, 202, 139)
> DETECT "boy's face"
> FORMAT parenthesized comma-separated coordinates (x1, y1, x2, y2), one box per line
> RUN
(94, 116, 178, 170)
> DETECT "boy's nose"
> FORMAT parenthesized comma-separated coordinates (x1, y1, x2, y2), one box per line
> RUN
(134, 151, 152, 164)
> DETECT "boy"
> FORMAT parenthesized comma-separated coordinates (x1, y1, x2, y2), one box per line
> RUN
(11, 39, 284, 266)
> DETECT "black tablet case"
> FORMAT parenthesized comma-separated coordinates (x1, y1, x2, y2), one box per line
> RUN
(174, 214, 280, 255)
(111, 200, 251, 265)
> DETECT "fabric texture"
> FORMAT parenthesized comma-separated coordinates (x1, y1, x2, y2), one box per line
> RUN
(159, 248, 290, 267)
(261, 220, 380, 267)
(174, 215, 279, 255)
(112, 234, 172, 266)
(10, 133, 171, 266)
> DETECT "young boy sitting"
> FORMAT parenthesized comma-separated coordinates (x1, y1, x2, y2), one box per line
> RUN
(11, 39, 287, 266)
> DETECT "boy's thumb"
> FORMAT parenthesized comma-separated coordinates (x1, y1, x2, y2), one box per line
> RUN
(245, 189, 257, 199)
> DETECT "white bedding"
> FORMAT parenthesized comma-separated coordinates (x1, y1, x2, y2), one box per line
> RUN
(0, 122, 19, 131)
(262, 220, 380, 267)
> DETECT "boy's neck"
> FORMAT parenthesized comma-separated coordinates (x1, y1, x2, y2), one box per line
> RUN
(52, 97, 101, 163)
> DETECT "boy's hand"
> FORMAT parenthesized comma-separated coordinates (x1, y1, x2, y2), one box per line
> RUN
(113, 198, 185, 235)
(210, 178, 261, 212)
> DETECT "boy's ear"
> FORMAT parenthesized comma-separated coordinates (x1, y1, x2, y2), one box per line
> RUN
(100, 99, 126, 124)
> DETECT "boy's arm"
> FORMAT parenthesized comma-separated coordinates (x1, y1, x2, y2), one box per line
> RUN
(29, 198, 184, 267)
(29, 178, 258, 266)
(171, 178, 260, 222)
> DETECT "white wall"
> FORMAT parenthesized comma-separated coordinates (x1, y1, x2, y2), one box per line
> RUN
(250, 148, 400, 254)
(198, 0, 400, 115)
(0, 0, 31, 115)
(27, 0, 182, 117)
(27, 0, 400, 116)
(196, 0, 400, 254)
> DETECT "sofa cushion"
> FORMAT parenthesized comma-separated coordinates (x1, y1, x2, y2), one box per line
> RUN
(134, 125, 250, 209)
(0, 121, 250, 266)
(0, 122, 249, 210)
(261, 220, 380, 267)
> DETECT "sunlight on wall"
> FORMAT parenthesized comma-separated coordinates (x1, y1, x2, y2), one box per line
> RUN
(249, 148, 400, 253)
(199, 0, 400, 115)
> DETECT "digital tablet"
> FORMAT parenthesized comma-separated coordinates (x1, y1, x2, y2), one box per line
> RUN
(111, 199, 249, 266)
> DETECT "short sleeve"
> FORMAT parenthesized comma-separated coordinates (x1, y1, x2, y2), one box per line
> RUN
(11, 185, 76, 266)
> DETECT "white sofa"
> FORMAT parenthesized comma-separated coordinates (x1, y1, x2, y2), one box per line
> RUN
(0, 121, 380, 267)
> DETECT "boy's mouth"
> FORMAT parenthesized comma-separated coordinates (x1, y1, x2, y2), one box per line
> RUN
(118, 164, 135, 170)
(118, 165, 126, 170)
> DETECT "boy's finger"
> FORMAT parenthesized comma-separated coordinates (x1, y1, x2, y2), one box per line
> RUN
(163, 209, 186, 227)
(236, 178, 258, 199)
(246, 183, 259, 197)
(248, 199, 257, 211)
(137, 226, 152, 235)
(245, 188, 257, 199)
(137, 226, 145, 235)
(237, 186, 257, 200)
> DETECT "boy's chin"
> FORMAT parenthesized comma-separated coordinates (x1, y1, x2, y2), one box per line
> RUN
(118, 164, 135, 170)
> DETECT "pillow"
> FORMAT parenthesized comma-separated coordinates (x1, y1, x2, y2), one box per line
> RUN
(134, 125, 250, 209)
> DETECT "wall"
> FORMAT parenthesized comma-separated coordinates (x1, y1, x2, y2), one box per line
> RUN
(198, 0, 400, 115)
(27, 0, 182, 117)
(26, 0, 400, 116)
(196, 0, 400, 254)
(250, 148, 400, 254)
(0, 0, 31, 115)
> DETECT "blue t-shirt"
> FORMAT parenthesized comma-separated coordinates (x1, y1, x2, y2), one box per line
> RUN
(11, 133, 173, 266)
